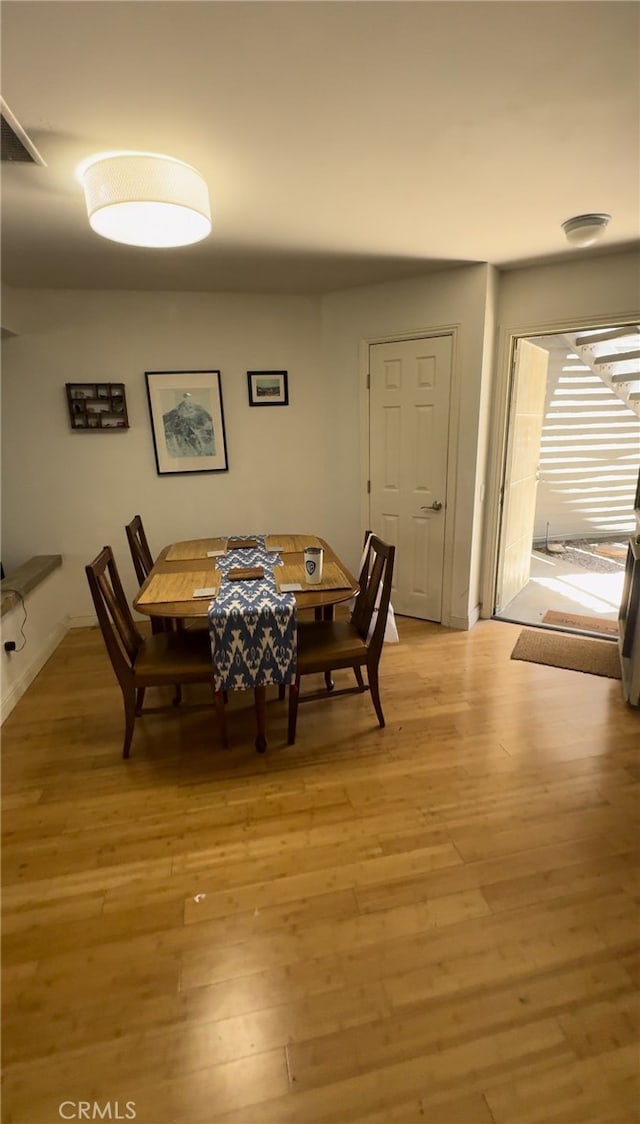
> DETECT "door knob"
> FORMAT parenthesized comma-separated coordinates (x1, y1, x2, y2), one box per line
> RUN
(421, 501, 443, 512)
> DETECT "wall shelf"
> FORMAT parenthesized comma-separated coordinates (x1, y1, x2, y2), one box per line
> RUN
(66, 382, 128, 430)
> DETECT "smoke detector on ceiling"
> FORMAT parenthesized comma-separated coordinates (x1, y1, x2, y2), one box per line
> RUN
(0, 98, 46, 165)
(561, 213, 611, 248)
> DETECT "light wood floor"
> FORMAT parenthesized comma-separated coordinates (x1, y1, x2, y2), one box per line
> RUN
(2, 617, 639, 1124)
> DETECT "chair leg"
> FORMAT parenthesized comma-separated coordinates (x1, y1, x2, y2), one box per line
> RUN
(254, 686, 267, 753)
(322, 606, 336, 690)
(353, 666, 365, 690)
(214, 688, 229, 747)
(278, 684, 285, 700)
(172, 685, 183, 706)
(368, 664, 385, 727)
(123, 690, 137, 759)
(135, 687, 146, 714)
(288, 677, 300, 744)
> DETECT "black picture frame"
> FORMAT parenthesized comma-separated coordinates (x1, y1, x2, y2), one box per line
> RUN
(145, 369, 228, 475)
(247, 370, 289, 407)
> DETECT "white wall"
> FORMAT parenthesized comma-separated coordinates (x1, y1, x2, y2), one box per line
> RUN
(321, 264, 494, 627)
(469, 266, 499, 618)
(1, 288, 327, 621)
(496, 251, 640, 334)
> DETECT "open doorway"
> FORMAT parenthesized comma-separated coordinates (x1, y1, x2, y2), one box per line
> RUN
(493, 322, 640, 638)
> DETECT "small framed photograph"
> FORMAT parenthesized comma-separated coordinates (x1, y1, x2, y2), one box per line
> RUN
(145, 369, 228, 475)
(247, 370, 289, 407)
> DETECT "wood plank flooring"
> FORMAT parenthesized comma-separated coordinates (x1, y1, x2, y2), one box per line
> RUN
(1, 616, 639, 1124)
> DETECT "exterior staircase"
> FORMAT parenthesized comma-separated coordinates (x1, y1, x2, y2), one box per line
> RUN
(563, 325, 640, 418)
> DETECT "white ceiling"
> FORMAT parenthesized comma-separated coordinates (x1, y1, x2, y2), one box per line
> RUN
(2, 1, 639, 295)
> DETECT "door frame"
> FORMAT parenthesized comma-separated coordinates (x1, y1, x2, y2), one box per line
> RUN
(359, 325, 461, 626)
(481, 313, 639, 619)
(493, 338, 550, 613)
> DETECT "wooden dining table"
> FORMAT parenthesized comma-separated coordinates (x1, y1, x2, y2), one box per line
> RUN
(133, 533, 359, 751)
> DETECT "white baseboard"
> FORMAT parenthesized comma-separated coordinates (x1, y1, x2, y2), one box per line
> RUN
(442, 612, 472, 630)
(68, 614, 98, 629)
(441, 603, 481, 631)
(467, 603, 481, 629)
(1, 619, 69, 725)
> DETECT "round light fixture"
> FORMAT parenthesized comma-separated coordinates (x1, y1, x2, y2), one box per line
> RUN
(561, 213, 611, 248)
(79, 152, 211, 248)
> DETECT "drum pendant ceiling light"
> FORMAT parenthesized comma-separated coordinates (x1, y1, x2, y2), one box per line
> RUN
(79, 152, 211, 248)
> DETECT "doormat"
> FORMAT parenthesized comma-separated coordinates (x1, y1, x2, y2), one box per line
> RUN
(511, 628, 621, 679)
(542, 610, 619, 638)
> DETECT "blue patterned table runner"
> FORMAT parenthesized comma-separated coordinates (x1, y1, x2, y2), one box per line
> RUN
(208, 536, 297, 691)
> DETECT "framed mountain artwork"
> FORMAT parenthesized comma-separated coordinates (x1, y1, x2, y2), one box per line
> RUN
(145, 369, 228, 475)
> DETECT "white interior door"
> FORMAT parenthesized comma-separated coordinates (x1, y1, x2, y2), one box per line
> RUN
(369, 335, 453, 621)
(496, 338, 549, 611)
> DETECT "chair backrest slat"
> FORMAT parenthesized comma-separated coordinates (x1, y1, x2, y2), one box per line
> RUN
(351, 534, 395, 657)
(125, 515, 155, 586)
(86, 547, 142, 680)
(126, 514, 175, 637)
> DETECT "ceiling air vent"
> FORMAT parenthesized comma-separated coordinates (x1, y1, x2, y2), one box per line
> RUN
(0, 98, 46, 165)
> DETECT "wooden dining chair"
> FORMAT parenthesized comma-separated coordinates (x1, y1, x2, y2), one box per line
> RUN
(86, 545, 223, 759)
(288, 534, 395, 744)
